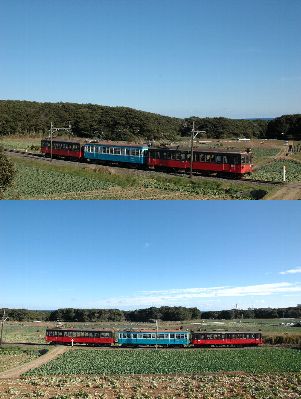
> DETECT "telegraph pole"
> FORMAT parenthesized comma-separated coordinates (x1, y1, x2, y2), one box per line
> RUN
(49, 122, 72, 162)
(189, 121, 206, 178)
(0, 309, 9, 346)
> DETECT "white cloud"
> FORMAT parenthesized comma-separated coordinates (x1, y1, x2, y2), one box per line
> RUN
(279, 267, 301, 275)
(96, 282, 301, 309)
(280, 76, 301, 81)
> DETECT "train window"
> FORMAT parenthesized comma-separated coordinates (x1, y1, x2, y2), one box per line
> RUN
(205, 154, 212, 162)
(114, 148, 121, 155)
(151, 334, 156, 339)
(223, 156, 228, 163)
(241, 156, 246, 164)
(170, 334, 175, 339)
(215, 155, 222, 163)
(142, 333, 151, 339)
(132, 334, 137, 339)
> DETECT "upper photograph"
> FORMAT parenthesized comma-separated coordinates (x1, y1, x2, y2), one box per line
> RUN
(0, 0, 300, 200)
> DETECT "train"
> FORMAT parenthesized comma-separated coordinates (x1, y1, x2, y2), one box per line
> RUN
(41, 139, 253, 177)
(45, 328, 262, 347)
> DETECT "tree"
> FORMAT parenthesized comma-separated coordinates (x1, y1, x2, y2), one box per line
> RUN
(0, 146, 15, 198)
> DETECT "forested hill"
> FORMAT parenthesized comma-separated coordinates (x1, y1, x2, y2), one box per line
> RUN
(0, 100, 299, 140)
(2, 306, 301, 322)
(0, 100, 182, 142)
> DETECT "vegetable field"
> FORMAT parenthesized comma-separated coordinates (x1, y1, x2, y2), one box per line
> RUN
(251, 160, 301, 182)
(0, 373, 300, 399)
(4, 157, 267, 200)
(26, 348, 301, 376)
(0, 347, 39, 373)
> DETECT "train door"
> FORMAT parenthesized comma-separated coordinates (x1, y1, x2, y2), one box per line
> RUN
(222, 155, 228, 171)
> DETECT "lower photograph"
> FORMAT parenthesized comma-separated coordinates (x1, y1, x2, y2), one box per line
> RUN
(0, 201, 300, 399)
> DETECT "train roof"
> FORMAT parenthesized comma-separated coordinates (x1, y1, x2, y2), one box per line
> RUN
(46, 328, 114, 332)
(192, 331, 261, 334)
(84, 141, 148, 148)
(150, 147, 251, 154)
(41, 139, 148, 148)
(41, 139, 82, 143)
(119, 330, 189, 333)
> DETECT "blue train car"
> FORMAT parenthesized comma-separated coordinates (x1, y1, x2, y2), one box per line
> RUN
(84, 143, 149, 165)
(117, 330, 190, 347)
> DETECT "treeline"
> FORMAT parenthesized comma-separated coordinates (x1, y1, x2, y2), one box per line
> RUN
(0, 100, 181, 142)
(2, 306, 301, 322)
(266, 114, 301, 140)
(201, 307, 301, 320)
(182, 117, 268, 139)
(1, 100, 300, 141)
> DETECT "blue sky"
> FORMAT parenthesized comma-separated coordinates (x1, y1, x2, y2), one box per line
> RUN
(0, 201, 300, 310)
(1, 0, 300, 118)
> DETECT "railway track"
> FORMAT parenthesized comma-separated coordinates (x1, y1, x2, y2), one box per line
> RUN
(4, 148, 282, 187)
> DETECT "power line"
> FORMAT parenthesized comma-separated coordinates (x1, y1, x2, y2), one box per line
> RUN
(189, 121, 206, 178)
(49, 122, 72, 161)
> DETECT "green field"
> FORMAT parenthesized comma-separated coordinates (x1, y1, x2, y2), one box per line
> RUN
(0, 347, 40, 373)
(26, 348, 301, 375)
(250, 159, 301, 182)
(4, 156, 269, 200)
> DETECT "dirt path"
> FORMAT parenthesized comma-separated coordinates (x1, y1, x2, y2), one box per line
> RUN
(0, 346, 68, 379)
(265, 183, 301, 200)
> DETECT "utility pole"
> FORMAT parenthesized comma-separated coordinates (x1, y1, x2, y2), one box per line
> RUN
(189, 121, 206, 178)
(0, 309, 9, 346)
(49, 122, 72, 162)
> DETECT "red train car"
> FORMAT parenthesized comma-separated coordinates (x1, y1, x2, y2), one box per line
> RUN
(41, 140, 84, 160)
(45, 328, 115, 346)
(147, 148, 252, 177)
(191, 331, 262, 347)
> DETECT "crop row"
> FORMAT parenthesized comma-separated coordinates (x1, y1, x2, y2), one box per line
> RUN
(26, 348, 301, 375)
(5, 157, 263, 199)
(250, 160, 301, 182)
(0, 373, 300, 399)
(0, 347, 39, 373)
